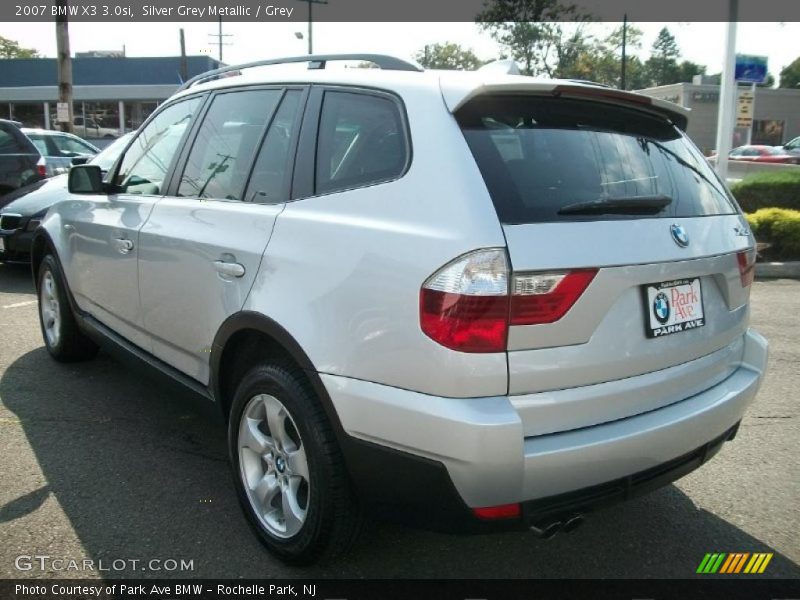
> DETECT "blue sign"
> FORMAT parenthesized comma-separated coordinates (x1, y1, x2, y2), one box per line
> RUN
(735, 54, 768, 84)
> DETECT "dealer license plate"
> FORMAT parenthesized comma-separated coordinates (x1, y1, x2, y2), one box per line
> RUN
(644, 278, 705, 338)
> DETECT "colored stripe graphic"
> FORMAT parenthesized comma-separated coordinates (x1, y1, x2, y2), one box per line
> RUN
(699, 552, 772, 574)
(734, 553, 750, 573)
(697, 554, 712, 573)
(758, 553, 773, 573)
(719, 554, 736, 574)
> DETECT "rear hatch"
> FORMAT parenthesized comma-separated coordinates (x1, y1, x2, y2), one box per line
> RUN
(456, 92, 756, 434)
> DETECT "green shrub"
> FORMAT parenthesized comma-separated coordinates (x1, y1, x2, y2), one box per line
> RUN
(730, 170, 800, 213)
(746, 208, 800, 260)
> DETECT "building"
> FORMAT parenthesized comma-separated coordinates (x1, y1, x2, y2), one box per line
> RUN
(0, 55, 221, 139)
(637, 80, 800, 153)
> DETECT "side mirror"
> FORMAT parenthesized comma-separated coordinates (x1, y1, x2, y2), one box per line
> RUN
(71, 156, 89, 166)
(68, 164, 104, 194)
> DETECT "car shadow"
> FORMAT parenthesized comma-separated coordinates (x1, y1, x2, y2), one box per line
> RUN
(0, 262, 34, 295)
(1, 344, 798, 579)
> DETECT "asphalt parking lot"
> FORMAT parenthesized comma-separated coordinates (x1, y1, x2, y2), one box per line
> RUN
(0, 262, 797, 579)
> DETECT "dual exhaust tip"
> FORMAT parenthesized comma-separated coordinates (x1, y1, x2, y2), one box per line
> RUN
(529, 514, 585, 539)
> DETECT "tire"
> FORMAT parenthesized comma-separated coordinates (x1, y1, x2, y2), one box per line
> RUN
(229, 362, 362, 564)
(37, 254, 99, 362)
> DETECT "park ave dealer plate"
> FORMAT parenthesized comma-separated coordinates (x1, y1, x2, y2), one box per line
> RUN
(643, 278, 705, 338)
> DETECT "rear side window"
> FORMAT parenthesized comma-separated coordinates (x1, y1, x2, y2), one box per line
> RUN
(244, 90, 303, 203)
(457, 96, 737, 224)
(315, 91, 407, 195)
(27, 135, 49, 156)
(178, 89, 283, 201)
(0, 124, 35, 155)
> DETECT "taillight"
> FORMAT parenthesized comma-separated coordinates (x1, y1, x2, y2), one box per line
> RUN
(36, 157, 47, 178)
(472, 503, 521, 520)
(420, 250, 597, 352)
(510, 270, 597, 325)
(420, 249, 509, 353)
(737, 248, 756, 287)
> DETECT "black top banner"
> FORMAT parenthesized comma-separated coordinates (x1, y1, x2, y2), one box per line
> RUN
(4, 0, 800, 22)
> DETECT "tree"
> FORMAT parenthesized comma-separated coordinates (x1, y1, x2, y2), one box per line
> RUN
(644, 27, 680, 86)
(779, 57, 800, 88)
(675, 60, 706, 84)
(415, 42, 483, 71)
(0, 35, 39, 59)
(476, 0, 586, 76)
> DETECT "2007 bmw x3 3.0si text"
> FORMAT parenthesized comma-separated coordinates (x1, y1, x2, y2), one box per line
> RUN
(31, 54, 768, 564)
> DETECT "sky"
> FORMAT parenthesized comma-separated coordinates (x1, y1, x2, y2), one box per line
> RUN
(0, 21, 798, 83)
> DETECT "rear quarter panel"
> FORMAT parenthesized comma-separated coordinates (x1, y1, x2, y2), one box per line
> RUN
(244, 82, 509, 398)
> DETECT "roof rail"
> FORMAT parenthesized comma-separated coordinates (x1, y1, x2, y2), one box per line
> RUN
(178, 53, 423, 92)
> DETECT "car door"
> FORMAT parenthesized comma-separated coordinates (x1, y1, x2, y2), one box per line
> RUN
(137, 86, 307, 383)
(66, 95, 204, 349)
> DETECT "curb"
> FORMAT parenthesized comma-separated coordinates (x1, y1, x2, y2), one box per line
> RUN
(755, 261, 800, 279)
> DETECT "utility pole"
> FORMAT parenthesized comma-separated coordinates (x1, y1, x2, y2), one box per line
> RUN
(179, 28, 188, 82)
(715, 0, 738, 182)
(295, 0, 328, 54)
(208, 16, 232, 63)
(55, 0, 73, 133)
(620, 14, 627, 90)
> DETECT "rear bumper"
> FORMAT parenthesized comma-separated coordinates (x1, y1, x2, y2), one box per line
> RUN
(324, 328, 768, 520)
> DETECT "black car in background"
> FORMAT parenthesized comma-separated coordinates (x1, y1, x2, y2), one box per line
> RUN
(0, 119, 45, 198)
(0, 132, 133, 263)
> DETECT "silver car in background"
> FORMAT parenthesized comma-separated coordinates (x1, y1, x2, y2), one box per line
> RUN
(30, 54, 768, 564)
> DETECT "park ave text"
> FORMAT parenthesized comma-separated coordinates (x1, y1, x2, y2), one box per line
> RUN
(142, 4, 295, 18)
(16, 584, 316, 597)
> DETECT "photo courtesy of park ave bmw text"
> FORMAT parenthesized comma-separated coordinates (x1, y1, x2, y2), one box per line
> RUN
(0, 0, 797, 598)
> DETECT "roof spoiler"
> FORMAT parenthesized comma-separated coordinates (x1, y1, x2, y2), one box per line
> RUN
(443, 80, 690, 131)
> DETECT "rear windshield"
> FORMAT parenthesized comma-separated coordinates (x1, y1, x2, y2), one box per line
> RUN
(457, 96, 737, 224)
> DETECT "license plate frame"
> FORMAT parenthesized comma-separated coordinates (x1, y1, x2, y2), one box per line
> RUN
(642, 278, 705, 338)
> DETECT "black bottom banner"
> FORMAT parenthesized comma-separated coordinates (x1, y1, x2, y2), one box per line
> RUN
(2, 579, 799, 600)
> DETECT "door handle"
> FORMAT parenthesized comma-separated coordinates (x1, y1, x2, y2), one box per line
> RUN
(113, 238, 134, 254)
(213, 260, 246, 278)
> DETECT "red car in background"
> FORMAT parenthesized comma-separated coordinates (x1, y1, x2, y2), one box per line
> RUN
(728, 145, 800, 164)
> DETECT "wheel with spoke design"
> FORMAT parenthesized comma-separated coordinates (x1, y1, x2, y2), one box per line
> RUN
(229, 362, 362, 564)
(37, 254, 98, 362)
(239, 393, 310, 539)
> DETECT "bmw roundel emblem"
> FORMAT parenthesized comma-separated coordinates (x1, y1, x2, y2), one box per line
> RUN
(670, 224, 689, 247)
(653, 292, 670, 324)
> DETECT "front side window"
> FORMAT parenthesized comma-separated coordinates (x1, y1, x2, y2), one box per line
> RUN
(315, 91, 407, 195)
(458, 96, 737, 224)
(115, 96, 202, 195)
(52, 135, 97, 156)
(178, 89, 283, 201)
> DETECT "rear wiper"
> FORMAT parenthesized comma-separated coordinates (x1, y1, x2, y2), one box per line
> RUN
(557, 194, 672, 215)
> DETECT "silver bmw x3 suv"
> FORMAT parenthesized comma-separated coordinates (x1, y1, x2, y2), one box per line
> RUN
(32, 54, 768, 564)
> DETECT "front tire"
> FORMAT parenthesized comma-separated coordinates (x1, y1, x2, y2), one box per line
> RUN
(37, 254, 98, 362)
(229, 362, 362, 564)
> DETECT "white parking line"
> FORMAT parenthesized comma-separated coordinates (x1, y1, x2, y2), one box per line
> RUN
(2, 300, 36, 309)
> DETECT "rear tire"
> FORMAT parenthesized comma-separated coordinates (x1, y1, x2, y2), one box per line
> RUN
(37, 254, 98, 362)
(228, 362, 362, 564)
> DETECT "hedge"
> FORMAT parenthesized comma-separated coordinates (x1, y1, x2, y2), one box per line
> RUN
(746, 208, 800, 260)
(730, 170, 800, 213)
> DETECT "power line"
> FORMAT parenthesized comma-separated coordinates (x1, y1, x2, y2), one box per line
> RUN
(208, 16, 233, 63)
